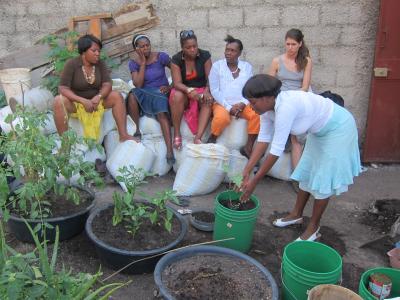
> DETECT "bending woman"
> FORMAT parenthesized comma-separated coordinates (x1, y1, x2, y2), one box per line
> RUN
(240, 74, 361, 241)
(268, 28, 312, 169)
(169, 30, 214, 149)
(126, 34, 174, 165)
(53, 34, 132, 142)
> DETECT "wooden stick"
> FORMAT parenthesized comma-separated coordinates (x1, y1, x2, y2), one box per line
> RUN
(101, 237, 235, 282)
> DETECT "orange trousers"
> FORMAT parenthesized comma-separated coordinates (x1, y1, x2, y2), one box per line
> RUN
(211, 103, 260, 136)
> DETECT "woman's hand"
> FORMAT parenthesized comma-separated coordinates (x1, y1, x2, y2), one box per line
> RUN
(91, 94, 102, 110)
(240, 177, 257, 203)
(82, 99, 95, 113)
(159, 85, 171, 94)
(202, 91, 214, 106)
(135, 48, 146, 66)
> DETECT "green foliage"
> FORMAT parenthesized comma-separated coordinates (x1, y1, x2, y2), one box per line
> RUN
(112, 166, 178, 236)
(0, 90, 6, 109)
(0, 220, 127, 299)
(222, 164, 243, 188)
(0, 107, 103, 220)
(40, 31, 118, 96)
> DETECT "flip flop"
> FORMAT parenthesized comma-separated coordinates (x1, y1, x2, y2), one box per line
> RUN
(273, 217, 303, 227)
(295, 227, 321, 242)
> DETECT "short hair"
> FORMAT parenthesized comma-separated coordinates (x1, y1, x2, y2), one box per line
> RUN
(242, 74, 282, 99)
(224, 34, 243, 51)
(77, 34, 102, 54)
(132, 34, 150, 49)
(179, 30, 197, 48)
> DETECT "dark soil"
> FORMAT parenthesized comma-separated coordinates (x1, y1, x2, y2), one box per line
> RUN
(360, 199, 400, 234)
(191, 211, 214, 223)
(162, 254, 273, 300)
(219, 198, 256, 211)
(91, 206, 182, 251)
(10, 187, 92, 218)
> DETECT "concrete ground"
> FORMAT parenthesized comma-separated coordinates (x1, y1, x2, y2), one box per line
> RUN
(7, 163, 400, 299)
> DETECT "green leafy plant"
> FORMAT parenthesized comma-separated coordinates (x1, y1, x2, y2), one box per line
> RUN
(112, 166, 178, 236)
(222, 164, 244, 210)
(0, 220, 127, 299)
(40, 31, 117, 96)
(0, 90, 6, 109)
(0, 107, 103, 221)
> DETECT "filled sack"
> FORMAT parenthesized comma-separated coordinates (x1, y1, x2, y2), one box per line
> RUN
(139, 116, 162, 137)
(216, 117, 248, 150)
(10, 87, 53, 112)
(173, 144, 230, 196)
(142, 136, 171, 176)
(260, 145, 293, 181)
(223, 149, 248, 183)
(106, 140, 155, 191)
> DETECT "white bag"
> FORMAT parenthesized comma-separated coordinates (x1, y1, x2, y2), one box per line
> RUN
(112, 78, 132, 94)
(172, 139, 189, 173)
(106, 140, 155, 191)
(41, 113, 57, 135)
(173, 144, 230, 196)
(98, 109, 116, 142)
(223, 150, 248, 183)
(261, 145, 293, 181)
(179, 119, 211, 144)
(68, 117, 85, 138)
(103, 130, 120, 159)
(142, 136, 171, 176)
(11, 87, 53, 112)
(216, 117, 248, 150)
(139, 116, 162, 137)
(0, 106, 21, 133)
(84, 145, 106, 163)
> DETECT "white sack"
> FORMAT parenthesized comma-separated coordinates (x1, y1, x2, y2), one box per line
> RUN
(216, 117, 248, 150)
(260, 145, 293, 181)
(11, 87, 53, 112)
(142, 136, 171, 176)
(223, 150, 248, 183)
(139, 116, 162, 137)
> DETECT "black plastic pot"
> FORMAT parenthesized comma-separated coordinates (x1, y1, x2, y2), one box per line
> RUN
(7, 186, 95, 244)
(189, 209, 214, 232)
(85, 203, 188, 274)
(154, 245, 279, 300)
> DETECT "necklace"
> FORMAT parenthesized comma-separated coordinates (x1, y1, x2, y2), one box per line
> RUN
(82, 65, 96, 85)
(228, 63, 239, 74)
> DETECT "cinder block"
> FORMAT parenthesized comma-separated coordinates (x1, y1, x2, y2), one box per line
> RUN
(282, 5, 320, 26)
(0, 17, 16, 34)
(320, 47, 358, 67)
(6, 33, 33, 52)
(16, 18, 40, 33)
(244, 6, 280, 27)
(177, 9, 208, 29)
(321, 3, 351, 25)
(159, 30, 180, 51)
(302, 25, 341, 47)
(228, 28, 263, 48)
(243, 46, 279, 73)
(209, 8, 243, 28)
(336, 66, 358, 87)
(157, 9, 178, 28)
(225, 0, 263, 6)
(2, 2, 28, 16)
(194, 29, 228, 49)
(312, 65, 337, 87)
(262, 27, 286, 48)
(28, 2, 50, 15)
(38, 15, 67, 32)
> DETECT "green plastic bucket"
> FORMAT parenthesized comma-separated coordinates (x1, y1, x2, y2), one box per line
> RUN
(282, 241, 342, 300)
(213, 190, 260, 253)
(359, 267, 400, 299)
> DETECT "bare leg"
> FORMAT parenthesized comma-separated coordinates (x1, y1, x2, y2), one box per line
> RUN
(156, 112, 173, 157)
(291, 135, 302, 170)
(53, 95, 76, 135)
(103, 91, 133, 142)
(127, 93, 141, 137)
(170, 90, 187, 148)
(282, 189, 311, 221)
(194, 102, 212, 142)
(300, 198, 329, 240)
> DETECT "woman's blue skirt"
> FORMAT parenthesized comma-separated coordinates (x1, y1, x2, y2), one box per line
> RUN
(291, 104, 362, 199)
(130, 87, 169, 117)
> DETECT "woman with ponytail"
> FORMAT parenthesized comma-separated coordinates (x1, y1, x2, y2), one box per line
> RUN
(268, 28, 313, 172)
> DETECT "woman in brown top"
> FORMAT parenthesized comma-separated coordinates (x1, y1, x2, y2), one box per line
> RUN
(53, 34, 133, 142)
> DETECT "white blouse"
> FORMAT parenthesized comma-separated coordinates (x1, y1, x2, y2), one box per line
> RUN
(258, 90, 334, 156)
(209, 59, 253, 111)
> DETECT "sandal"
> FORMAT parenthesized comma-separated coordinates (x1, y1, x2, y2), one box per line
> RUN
(173, 136, 182, 150)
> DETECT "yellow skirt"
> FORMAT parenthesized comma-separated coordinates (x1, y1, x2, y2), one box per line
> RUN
(70, 102, 105, 141)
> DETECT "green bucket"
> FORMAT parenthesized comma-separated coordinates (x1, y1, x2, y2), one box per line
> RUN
(282, 241, 342, 300)
(359, 267, 400, 299)
(213, 190, 260, 253)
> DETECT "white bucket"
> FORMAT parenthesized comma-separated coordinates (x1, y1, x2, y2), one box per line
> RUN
(308, 284, 362, 300)
(0, 68, 32, 104)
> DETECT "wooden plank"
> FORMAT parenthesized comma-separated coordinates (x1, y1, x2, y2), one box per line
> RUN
(89, 18, 102, 39)
(113, 3, 153, 25)
(71, 13, 112, 22)
(102, 17, 155, 40)
(0, 44, 50, 71)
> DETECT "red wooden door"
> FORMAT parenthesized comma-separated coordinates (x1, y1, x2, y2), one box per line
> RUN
(363, 0, 400, 162)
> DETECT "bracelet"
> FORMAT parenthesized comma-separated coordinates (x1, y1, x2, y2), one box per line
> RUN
(98, 93, 103, 101)
(186, 87, 195, 94)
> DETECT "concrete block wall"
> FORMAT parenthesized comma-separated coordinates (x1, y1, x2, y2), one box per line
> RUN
(0, 0, 380, 139)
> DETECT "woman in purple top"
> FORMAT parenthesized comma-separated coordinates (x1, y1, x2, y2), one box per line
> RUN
(127, 34, 174, 164)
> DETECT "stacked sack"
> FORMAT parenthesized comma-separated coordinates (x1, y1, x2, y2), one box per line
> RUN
(173, 144, 230, 196)
(260, 144, 293, 181)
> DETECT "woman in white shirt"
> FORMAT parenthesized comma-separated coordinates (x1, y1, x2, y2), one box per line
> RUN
(208, 35, 259, 157)
(240, 74, 361, 241)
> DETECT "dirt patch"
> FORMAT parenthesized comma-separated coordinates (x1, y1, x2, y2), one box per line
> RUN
(191, 211, 214, 223)
(91, 206, 182, 251)
(10, 187, 92, 218)
(342, 263, 366, 292)
(162, 254, 273, 300)
(360, 199, 400, 234)
(219, 199, 256, 210)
